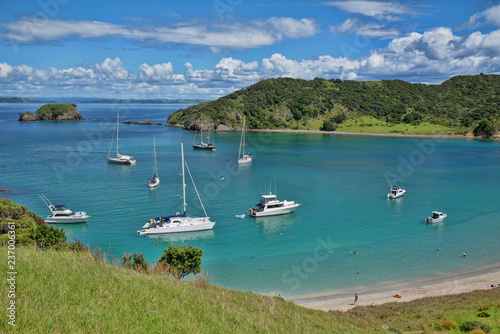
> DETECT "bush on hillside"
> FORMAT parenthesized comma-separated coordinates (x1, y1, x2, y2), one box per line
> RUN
(158, 244, 203, 279)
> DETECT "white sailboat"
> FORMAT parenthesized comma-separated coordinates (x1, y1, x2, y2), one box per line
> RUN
(192, 113, 215, 151)
(138, 143, 215, 235)
(148, 137, 160, 188)
(107, 112, 136, 165)
(238, 117, 253, 164)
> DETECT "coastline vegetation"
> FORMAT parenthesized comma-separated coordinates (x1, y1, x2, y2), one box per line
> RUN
(167, 74, 499, 137)
(1, 197, 499, 333)
(18, 103, 83, 122)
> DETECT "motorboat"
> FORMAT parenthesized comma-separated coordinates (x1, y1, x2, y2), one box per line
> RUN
(39, 194, 90, 224)
(192, 113, 215, 151)
(238, 117, 253, 164)
(249, 193, 301, 217)
(107, 112, 136, 165)
(426, 211, 447, 223)
(148, 137, 160, 188)
(138, 143, 215, 235)
(387, 185, 406, 199)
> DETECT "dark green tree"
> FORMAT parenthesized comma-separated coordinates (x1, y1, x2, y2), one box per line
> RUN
(473, 119, 496, 137)
(158, 244, 203, 279)
(320, 120, 336, 131)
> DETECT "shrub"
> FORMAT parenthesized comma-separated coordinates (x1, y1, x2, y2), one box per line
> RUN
(30, 224, 66, 249)
(460, 320, 491, 333)
(477, 311, 491, 318)
(123, 252, 149, 272)
(158, 243, 203, 279)
(191, 271, 210, 288)
(320, 120, 336, 131)
(440, 319, 457, 330)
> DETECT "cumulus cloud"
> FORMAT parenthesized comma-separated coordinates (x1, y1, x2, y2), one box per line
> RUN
(0, 29, 499, 98)
(324, 1, 411, 21)
(0, 17, 318, 51)
(461, 3, 500, 28)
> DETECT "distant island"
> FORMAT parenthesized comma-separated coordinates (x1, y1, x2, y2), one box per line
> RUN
(0, 96, 204, 104)
(18, 103, 84, 122)
(167, 74, 500, 138)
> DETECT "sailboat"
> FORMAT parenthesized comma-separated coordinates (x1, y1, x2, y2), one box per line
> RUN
(148, 137, 160, 188)
(192, 113, 215, 151)
(238, 116, 253, 164)
(138, 143, 216, 235)
(107, 112, 136, 165)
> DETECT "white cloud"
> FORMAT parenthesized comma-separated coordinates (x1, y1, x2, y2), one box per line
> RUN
(0, 28, 499, 98)
(331, 18, 401, 39)
(0, 17, 318, 51)
(324, 1, 411, 21)
(462, 4, 500, 28)
(0, 62, 14, 78)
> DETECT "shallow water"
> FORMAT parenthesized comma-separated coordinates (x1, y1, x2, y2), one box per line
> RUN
(1, 103, 499, 298)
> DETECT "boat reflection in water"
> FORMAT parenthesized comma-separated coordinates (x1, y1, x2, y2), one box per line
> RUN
(255, 214, 299, 235)
(147, 230, 215, 244)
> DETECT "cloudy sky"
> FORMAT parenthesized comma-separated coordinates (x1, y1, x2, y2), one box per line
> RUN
(0, 0, 499, 99)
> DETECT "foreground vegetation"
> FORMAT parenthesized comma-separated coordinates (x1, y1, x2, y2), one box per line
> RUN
(167, 74, 499, 136)
(1, 198, 499, 333)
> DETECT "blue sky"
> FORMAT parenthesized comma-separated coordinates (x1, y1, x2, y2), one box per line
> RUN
(0, 0, 499, 99)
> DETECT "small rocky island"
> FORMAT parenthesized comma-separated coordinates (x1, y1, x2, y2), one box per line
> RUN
(18, 103, 84, 122)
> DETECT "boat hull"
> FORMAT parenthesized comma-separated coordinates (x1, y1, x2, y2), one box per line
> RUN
(45, 216, 90, 224)
(238, 156, 253, 164)
(148, 177, 160, 188)
(426, 215, 447, 223)
(249, 204, 300, 217)
(107, 157, 136, 165)
(193, 144, 215, 151)
(138, 218, 215, 235)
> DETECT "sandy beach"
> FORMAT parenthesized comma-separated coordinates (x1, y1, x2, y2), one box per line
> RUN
(293, 266, 500, 312)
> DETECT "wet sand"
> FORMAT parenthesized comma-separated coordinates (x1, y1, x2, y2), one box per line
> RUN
(293, 266, 500, 311)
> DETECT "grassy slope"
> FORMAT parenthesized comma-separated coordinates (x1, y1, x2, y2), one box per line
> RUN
(2, 248, 499, 333)
(0, 247, 376, 333)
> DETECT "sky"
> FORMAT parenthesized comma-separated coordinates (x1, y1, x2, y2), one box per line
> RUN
(0, 0, 499, 99)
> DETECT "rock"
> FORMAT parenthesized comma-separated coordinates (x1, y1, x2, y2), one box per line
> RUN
(134, 119, 153, 125)
(216, 124, 232, 131)
(123, 120, 132, 124)
(157, 122, 163, 125)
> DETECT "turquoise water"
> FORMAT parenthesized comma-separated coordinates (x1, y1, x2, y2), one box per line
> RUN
(1, 103, 500, 298)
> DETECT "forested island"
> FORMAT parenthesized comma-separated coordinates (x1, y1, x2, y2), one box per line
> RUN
(167, 74, 499, 137)
(18, 103, 84, 122)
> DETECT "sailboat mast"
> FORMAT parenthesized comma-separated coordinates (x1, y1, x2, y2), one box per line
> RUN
(242, 117, 246, 155)
(181, 143, 186, 213)
(153, 137, 158, 176)
(116, 112, 120, 155)
(238, 117, 244, 159)
(200, 113, 203, 144)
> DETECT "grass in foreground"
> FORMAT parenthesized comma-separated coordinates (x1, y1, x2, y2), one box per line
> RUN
(0, 247, 377, 333)
(336, 288, 500, 333)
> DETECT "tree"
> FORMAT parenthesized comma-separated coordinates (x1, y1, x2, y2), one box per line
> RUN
(30, 224, 66, 249)
(320, 120, 336, 131)
(473, 119, 496, 138)
(158, 244, 203, 279)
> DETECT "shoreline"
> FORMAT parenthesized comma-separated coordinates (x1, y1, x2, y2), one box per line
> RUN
(292, 265, 500, 311)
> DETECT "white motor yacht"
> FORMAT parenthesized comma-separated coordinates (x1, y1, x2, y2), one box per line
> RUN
(40, 194, 90, 224)
(426, 211, 447, 223)
(387, 185, 406, 199)
(249, 193, 300, 217)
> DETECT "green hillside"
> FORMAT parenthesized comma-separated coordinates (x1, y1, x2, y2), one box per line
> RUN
(167, 74, 500, 136)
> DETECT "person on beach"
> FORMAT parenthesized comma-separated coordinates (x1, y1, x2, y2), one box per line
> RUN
(463, 252, 466, 258)
(354, 293, 358, 305)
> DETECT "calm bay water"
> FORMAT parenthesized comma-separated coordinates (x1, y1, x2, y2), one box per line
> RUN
(1, 103, 499, 298)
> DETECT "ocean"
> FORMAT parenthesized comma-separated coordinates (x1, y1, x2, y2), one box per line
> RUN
(1, 103, 499, 298)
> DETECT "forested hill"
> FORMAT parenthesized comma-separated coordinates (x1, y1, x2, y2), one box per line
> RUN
(167, 74, 499, 134)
